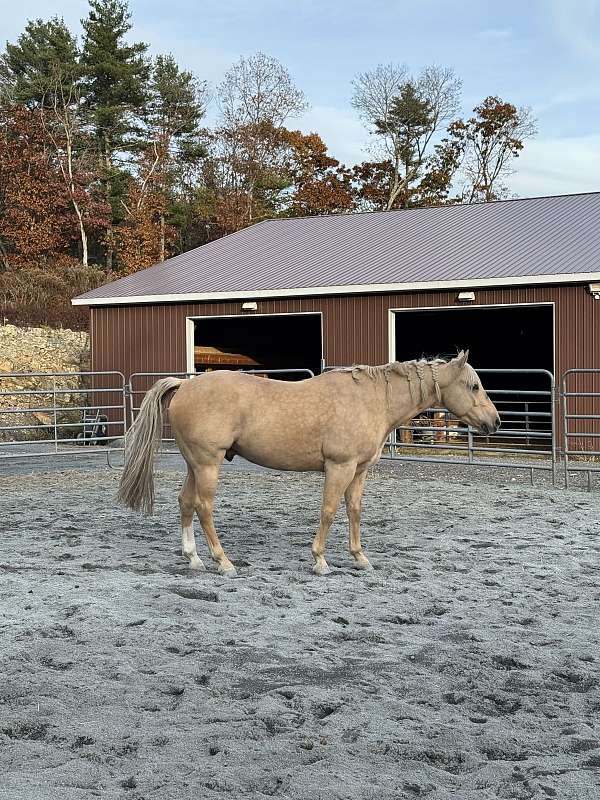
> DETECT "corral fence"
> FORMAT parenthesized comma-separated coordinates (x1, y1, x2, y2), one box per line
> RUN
(384, 369, 558, 485)
(0, 371, 126, 462)
(561, 369, 600, 489)
(1, 366, 600, 488)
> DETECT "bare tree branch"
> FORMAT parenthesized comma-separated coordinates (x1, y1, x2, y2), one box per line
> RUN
(351, 62, 462, 209)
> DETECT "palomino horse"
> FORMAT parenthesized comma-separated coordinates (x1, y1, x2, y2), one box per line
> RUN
(118, 351, 500, 576)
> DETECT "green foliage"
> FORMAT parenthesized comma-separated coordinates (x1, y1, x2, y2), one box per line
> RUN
(0, 4, 537, 327)
(376, 82, 433, 174)
(0, 17, 79, 106)
(149, 55, 205, 140)
(81, 0, 149, 152)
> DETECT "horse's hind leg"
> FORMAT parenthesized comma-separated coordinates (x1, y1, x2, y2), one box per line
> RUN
(344, 469, 372, 570)
(193, 460, 237, 578)
(312, 461, 357, 576)
(179, 469, 205, 570)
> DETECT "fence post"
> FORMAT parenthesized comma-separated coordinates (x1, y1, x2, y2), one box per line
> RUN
(561, 373, 569, 489)
(550, 379, 557, 487)
(52, 375, 58, 453)
(124, 380, 134, 429)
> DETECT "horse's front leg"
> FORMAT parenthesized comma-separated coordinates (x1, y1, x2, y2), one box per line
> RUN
(312, 461, 357, 576)
(344, 469, 373, 570)
(178, 470, 205, 570)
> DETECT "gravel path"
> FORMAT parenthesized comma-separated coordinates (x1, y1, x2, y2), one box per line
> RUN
(1, 464, 599, 800)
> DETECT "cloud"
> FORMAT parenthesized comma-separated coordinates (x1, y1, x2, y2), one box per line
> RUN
(509, 134, 600, 197)
(548, 0, 600, 60)
(533, 82, 600, 115)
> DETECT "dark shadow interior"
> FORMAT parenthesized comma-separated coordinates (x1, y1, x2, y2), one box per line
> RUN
(394, 305, 554, 441)
(394, 305, 553, 373)
(193, 314, 322, 378)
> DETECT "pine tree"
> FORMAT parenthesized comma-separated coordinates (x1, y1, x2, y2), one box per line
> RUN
(81, 0, 149, 268)
(0, 17, 79, 106)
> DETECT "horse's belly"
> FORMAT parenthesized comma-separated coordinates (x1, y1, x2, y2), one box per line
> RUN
(235, 444, 324, 472)
(233, 430, 324, 472)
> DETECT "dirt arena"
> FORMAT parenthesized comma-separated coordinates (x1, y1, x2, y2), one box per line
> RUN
(1, 457, 599, 799)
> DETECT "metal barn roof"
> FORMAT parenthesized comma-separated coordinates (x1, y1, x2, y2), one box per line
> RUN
(73, 192, 600, 306)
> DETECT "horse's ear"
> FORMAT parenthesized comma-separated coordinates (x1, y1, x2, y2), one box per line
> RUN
(456, 349, 469, 368)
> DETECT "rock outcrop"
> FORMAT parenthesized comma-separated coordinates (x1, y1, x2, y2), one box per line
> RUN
(0, 325, 91, 440)
(0, 324, 89, 374)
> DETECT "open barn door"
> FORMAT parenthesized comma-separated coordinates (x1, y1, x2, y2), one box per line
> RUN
(189, 312, 323, 378)
(392, 303, 554, 448)
(392, 304, 554, 374)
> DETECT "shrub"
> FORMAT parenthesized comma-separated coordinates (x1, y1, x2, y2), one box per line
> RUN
(0, 261, 106, 330)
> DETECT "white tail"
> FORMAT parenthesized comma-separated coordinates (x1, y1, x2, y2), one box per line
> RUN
(117, 377, 184, 515)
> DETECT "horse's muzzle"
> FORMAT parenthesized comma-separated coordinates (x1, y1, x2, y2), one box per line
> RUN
(478, 416, 501, 435)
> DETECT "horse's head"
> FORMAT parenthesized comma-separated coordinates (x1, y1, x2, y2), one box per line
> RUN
(439, 351, 500, 436)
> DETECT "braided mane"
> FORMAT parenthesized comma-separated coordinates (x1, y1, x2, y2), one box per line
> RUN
(335, 356, 476, 405)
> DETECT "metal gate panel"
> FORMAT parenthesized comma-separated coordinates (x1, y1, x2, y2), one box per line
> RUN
(0, 371, 127, 460)
(382, 368, 557, 482)
(561, 368, 600, 488)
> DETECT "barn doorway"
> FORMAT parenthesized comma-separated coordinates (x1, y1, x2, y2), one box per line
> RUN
(189, 312, 323, 378)
(392, 303, 555, 447)
(392, 304, 554, 374)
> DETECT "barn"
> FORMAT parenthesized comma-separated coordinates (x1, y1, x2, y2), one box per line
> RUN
(73, 192, 600, 386)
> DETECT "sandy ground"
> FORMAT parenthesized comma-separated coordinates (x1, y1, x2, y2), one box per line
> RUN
(1, 459, 599, 800)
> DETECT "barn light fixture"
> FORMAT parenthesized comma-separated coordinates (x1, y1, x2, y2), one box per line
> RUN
(457, 291, 475, 303)
(588, 283, 600, 300)
(241, 301, 258, 311)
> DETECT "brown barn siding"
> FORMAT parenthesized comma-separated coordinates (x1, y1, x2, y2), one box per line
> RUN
(89, 284, 600, 451)
(90, 283, 600, 381)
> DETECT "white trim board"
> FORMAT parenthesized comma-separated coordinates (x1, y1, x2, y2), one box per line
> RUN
(72, 272, 600, 307)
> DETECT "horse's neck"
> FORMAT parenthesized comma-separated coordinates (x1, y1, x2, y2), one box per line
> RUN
(386, 378, 436, 430)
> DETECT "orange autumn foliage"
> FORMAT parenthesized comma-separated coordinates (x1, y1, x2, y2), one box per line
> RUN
(0, 106, 75, 267)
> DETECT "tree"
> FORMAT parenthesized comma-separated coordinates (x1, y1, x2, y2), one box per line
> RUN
(116, 178, 169, 274)
(352, 63, 461, 209)
(0, 106, 75, 268)
(216, 52, 308, 225)
(279, 130, 354, 217)
(218, 51, 308, 130)
(351, 160, 398, 211)
(448, 97, 537, 202)
(374, 82, 433, 207)
(39, 71, 109, 266)
(116, 55, 207, 272)
(138, 56, 206, 258)
(81, 0, 150, 268)
(0, 17, 102, 266)
(0, 16, 111, 266)
(201, 122, 286, 233)
(416, 134, 464, 206)
(0, 16, 79, 107)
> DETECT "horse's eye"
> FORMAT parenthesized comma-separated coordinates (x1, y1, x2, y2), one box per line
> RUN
(472, 383, 479, 392)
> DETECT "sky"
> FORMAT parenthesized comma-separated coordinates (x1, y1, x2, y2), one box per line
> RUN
(4, 0, 600, 198)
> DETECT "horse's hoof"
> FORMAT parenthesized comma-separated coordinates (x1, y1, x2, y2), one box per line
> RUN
(219, 565, 237, 578)
(354, 559, 374, 571)
(189, 557, 206, 571)
(313, 562, 331, 576)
